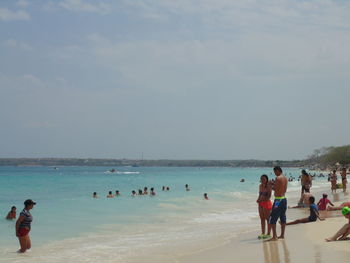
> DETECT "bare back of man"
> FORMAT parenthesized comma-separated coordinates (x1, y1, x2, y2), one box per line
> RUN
(268, 166, 288, 241)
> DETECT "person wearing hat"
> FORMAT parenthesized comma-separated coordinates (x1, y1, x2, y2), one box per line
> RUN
(317, 193, 334, 211)
(15, 199, 36, 253)
(326, 206, 350, 242)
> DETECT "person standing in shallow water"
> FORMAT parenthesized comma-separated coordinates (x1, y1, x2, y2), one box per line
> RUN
(268, 166, 288, 241)
(341, 168, 347, 192)
(16, 199, 36, 253)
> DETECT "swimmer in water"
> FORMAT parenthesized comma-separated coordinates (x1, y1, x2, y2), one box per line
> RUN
(115, 190, 120, 196)
(92, 192, 98, 198)
(138, 189, 143, 195)
(150, 188, 156, 196)
(143, 187, 148, 195)
(131, 190, 136, 197)
(107, 191, 114, 198)
(204, 193, 209, 200)
(166, 187, 170, 191)
(185, 184, 190, 191)
(6, 206, 17, 220)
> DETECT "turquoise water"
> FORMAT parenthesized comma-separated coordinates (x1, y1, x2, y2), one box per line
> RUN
(0, 166, 328, 262)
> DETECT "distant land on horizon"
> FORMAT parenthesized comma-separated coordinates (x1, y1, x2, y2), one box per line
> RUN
(2, 145, 350, 168)
(0, 158, 308, 168)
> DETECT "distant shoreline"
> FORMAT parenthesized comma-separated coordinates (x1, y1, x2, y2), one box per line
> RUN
(0, 158, 311, 168)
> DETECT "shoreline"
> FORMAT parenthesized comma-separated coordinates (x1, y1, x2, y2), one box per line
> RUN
(133, 185, 350, 263)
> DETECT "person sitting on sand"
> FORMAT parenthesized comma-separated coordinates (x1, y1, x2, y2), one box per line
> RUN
(290, 188, 313, 208)
(257, 174, 272, 239)
(92, 192, 98, 198)
(330, 170, 337, 193)
(150, 188, 156, 196)
(325, 206, 350, 242)
(341, 168, 347, 192)
(327, 202, 350, 211)
(107, 191, 114, 198)
(317, 194, 334, 211)
(286, 196, 324, 225)
(204, 193, 209, 200)
(6, 206, 17, 220)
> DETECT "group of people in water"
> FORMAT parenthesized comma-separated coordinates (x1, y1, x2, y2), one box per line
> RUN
(91, 184, 196, 198)
(257, 166, 350, 242)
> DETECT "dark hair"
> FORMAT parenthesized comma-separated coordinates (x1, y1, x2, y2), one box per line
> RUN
(301, 170, 308, 175)
(109, 191, 112, 194)
(260, 174, 269, 187)
(342, 167, 346, 172)
(273, 166, 283, 173)
(309, 196, 315, 203)
(204, 193, 207, 196)
(333, 170, 337, 173)
(93, 192, 97, 195)
(11, 206, 16, 210)
(150, 188, 154, 191)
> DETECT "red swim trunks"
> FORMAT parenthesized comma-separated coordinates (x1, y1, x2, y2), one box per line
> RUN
(18, 227, 30, 237)
(259, 200, 273, 210)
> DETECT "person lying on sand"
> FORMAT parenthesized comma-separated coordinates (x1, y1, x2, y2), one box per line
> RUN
(286, 196, 324, 225)
(325, 206, 350, 242)
(327, 202, 350, 211)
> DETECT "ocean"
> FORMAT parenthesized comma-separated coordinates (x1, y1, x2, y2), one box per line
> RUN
(0, 166, 329, 262)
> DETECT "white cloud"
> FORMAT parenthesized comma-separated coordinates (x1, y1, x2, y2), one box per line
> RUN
(0, 7, 31, 21)
(16, 0, 29, 8)
(59, 0, 111, 14)
(3, 39, 33, 51)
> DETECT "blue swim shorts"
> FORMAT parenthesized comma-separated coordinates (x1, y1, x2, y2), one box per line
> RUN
(269, 198, 287, 224)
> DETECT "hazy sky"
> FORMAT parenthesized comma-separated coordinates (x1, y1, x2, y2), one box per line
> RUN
(1, 0, 350, 160)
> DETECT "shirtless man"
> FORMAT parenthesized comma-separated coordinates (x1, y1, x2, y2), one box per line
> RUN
(341, 168, 347, 193)
(301, 170, 312, 194)
(268, 166, 288, 241)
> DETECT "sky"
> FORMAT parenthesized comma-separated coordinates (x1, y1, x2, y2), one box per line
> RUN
(1, 0, 350, 160)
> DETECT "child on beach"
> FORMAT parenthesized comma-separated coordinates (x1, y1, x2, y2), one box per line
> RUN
(325, 206, 350, 242)
(257, 175, 272, 239)
(286, 196, 324, 225)
(317, 194, 334, 211)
